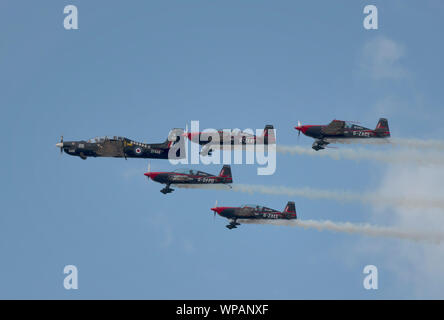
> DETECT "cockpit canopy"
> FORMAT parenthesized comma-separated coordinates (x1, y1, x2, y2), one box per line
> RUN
(241, 204, 278, 212)
(217, 129, 255, 137)
(87, 136, 125, 143)
(173, 169, 211, 176)
(174, 169, 194, 175)
(344, 121, 365, 130)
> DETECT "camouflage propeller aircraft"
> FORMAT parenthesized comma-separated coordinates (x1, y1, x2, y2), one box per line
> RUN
(56, 129, 185, 160)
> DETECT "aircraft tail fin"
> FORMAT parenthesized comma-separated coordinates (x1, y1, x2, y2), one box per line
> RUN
(283, 201, 297, 218)
(162, 128, 183, 148)
(261, 124, 276, 143)
(375, 118, 390, 137)
(261, 125, 274, 137)
(219, 165, 232, 180)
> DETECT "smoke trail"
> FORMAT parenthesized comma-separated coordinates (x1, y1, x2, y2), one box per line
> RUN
(276, 145, 444, 166)
(238, 219, 444, 243)
(314, 138, 444, 150)
(390, 138, 444, 151)
(288, 137, 444, 150)
(232, 184, 444, 210)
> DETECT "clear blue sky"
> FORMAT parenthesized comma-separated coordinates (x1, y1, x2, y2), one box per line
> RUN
(1, 1, 444, 299)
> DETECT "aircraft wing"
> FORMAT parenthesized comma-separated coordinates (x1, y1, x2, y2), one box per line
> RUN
(170, 175, 194, 182)
(172, 184, 230, 190)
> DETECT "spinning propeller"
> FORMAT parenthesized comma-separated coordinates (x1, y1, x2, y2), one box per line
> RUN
(182, 123, 189, 140)
(212, 200, 218, 220)
(297, 120, 301, 137)
(145, 162, 151, 180)
(56, 136, 64, 154)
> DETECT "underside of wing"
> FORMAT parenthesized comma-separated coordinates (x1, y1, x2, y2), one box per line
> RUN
(172, 184, 231, 190)
(325, 138, 391, 145)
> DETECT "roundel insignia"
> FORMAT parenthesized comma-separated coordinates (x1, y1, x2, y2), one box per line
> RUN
(135, 147, 142, 154)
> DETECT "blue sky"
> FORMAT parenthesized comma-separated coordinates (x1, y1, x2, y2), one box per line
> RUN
(1, 1, 444, 299)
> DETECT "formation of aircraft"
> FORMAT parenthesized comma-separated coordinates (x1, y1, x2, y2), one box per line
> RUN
(211, 201, 297, 229)
(295, 118, 390, 151)
(144, 164, 233, 194)
(56, 118, 390, 230)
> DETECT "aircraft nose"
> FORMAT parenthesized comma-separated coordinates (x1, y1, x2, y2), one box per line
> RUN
(294, 125, 308, 134)
(55, 142, 63, 148)
(211, 207, 233, 216)
(144, 172, 159, 180)
(145, 172, 163, 181)
(211, 207, 223, 214)
(186, 132, 199, 141)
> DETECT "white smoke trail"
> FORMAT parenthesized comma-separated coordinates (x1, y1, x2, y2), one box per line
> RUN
(238, 219, 444, 243)
(232, 184, 444, 210)
(318, 138, 444, 151)
(276, 145, 444, 166)
(390, 138, 444, 151)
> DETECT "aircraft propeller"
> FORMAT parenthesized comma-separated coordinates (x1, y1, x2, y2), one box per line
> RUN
(297, 121, 301, 138)
(182, 123, 189, 139)
(213, 200, 218, 220)
(57, 136, 64, 154)
(145, 161, 151, 180)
